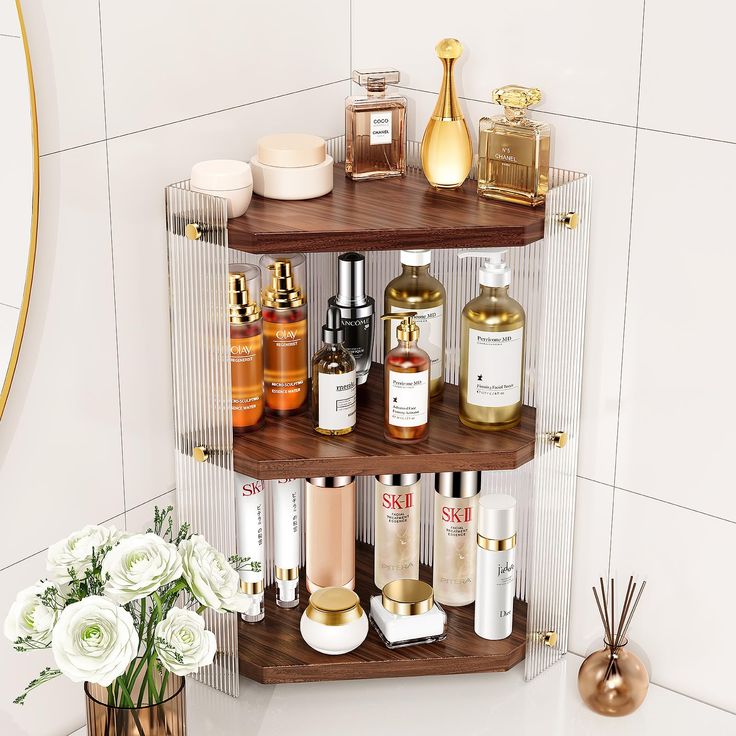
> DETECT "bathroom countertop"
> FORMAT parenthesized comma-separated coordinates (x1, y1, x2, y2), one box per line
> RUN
(70, 653, 734, 736)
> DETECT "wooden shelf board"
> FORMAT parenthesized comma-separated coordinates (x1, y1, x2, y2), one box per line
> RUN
(233, 364, 535, 480)
(238, 542, 526, 684)
(227, 166, 545, 253)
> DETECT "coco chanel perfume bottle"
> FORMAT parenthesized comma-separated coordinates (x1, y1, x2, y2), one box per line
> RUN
(477, 85, 551, 206)
(345, 69, 406, 181)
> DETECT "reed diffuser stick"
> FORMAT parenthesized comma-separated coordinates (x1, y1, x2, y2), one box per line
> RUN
(609, 578, 615, 646)
(613, 577, 635, 648)
(618, 581, 647, 648)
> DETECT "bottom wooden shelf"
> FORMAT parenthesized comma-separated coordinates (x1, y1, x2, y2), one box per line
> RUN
(238, 542, 526, 683)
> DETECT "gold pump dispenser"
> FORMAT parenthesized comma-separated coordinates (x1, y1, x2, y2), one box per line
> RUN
(381, 311, 420, 343)
(262, 259, 305, 309)
(228, 273, 261, 324)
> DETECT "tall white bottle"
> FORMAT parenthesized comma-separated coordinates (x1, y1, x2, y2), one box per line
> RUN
(474, 494, 516, 640)
(271, 478, 302, 608)
(235, 472, 265, 623)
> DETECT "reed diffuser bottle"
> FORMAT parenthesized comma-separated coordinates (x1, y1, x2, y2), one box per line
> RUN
(260, 254, 308, 416)
(228, 266, 264, 433)
(420, 38, 473, 189)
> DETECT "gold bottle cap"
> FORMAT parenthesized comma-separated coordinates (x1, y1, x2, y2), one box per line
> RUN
(305, 587, 364, 626)
(381, 579, 434, 616)
(228, 273, 261, 324)
(261, 258, 305, 309)
(381, 311, 419, 342)
(435, 38, 463, 60)
(492, 85, 542, 110)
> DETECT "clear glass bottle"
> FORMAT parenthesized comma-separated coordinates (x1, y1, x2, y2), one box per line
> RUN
(433, 471, 480, 607)
(260, 254, 308, 416)
(228, 266, 264, 433)
(345, 69, 406, 181)
(374, 474, 421, 589)
(477, 85, 551, 207)
(384, 250, 445, 398)
(381, 313, 430, 443)
(420, 38, 473, 189)
(311, 307, 357, 435)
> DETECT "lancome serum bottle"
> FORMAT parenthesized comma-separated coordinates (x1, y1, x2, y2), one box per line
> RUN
(345, 69, 406, 181)
(477, 85, 551, 207)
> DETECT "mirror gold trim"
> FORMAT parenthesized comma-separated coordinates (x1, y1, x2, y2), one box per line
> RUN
(0, 0, 40, 422)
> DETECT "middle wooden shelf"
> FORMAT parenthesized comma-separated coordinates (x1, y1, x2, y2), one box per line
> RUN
(234, 363, 536, 479)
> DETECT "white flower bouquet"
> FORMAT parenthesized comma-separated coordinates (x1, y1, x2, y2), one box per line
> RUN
(4, 507, 257, 708)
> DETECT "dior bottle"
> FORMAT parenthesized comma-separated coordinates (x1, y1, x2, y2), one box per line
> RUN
(374, 474, 421, 590)
(328, 253, 375, 385)
(433, 471, 480, 607)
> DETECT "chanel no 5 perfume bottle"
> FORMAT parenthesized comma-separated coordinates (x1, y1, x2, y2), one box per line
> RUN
(345, 69, 406, 181)
(477, 85, 551, 207)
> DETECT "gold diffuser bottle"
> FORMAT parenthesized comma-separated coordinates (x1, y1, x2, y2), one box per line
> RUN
(420, 38, 473, 189)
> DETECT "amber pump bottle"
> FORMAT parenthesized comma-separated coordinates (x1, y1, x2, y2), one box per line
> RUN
(260, 254, 308, 416)
(382, 312, 430, 442)
(228, 266, 264, 433)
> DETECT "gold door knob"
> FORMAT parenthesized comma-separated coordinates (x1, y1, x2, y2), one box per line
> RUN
(185, 222, 203, 240)
(192, 445, 209, 463)
(558, 211, 579, 230)
(549, 431, 568, 448)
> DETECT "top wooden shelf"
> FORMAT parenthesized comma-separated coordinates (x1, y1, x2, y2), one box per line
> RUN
(227, 166, 546, 253)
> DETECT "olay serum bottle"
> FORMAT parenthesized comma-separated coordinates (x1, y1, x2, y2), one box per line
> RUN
(234, 473, 265, 623)
(433, 471, 480, 606)
(328, 253, 375, 385)
(260, 253, 308, 416)
(475, 495, 516, 640)
(271, 478, 301, 608)
(374, 474, 421, 590)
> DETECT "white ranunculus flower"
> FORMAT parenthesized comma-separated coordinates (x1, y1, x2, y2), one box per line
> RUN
(51, 596, 138, 686)
(101, 533, 182, 605)
(3, 580, 60, 646)
(179, 535, 250, 613)
(154, 608, 216, 676)
(47, 525, 124, 584)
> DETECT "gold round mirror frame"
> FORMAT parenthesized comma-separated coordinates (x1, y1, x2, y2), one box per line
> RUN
(0, 0, 39, 422)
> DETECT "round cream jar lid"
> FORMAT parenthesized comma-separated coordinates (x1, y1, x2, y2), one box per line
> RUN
(305, 587, 363, 626)
(257, 133, 326, 168)
(190, 159, 252, 191)
(381, 579, 434, 616)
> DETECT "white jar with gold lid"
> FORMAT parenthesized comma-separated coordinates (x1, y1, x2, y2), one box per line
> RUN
(299, 587, 368, 655)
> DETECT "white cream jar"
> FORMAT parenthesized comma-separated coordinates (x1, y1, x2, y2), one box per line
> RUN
(369, 579, 447, 649)
(190, 159, 253, 218)
(250, 133, 334, 200)
(300, 587, 368, 655)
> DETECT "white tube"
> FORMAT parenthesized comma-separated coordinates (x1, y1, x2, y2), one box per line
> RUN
(272, 478, 302, 608)
(235, 472, 265, 623)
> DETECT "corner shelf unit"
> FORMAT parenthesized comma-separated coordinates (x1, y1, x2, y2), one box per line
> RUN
(165, 137, 591, 698)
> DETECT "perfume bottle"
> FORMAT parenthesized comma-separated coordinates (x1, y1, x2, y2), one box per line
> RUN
(260, 254, 308, 416)
(374, 473, 421, 590)
(433, 471, 480, 607)
(384, 250, 445, 398)
(381, 313, 430, 443)
(328, 252, 375, 385)
(311, 307, 357, 435)
(477, 85, 551, 207)
(457, 250, 525, 431)
(420, 39, 473, 189)
(228, 266, 264, 433)
(345, 69, 406, 181)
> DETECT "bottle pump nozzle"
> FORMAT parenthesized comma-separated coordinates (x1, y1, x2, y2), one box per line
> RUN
(458, 249, 511, 287)
(381, 311, 420, 342)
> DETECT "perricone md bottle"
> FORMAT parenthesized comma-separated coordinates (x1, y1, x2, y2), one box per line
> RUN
(374, 474, 421, 590)
(260, 254, 308, 416)
(433, 471, 480, 607)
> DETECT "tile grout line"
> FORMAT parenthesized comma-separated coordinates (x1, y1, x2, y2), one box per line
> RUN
(125, 487, 177, 515)
(97, 0, 128, 526)
(0, 32, 20, 38)
(607, 0, 647, 576)
(0, 301, 20, 310)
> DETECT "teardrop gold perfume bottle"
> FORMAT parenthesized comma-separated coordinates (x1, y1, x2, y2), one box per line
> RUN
(420, 38, 473, 189)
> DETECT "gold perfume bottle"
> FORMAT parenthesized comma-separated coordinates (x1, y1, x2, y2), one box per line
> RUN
(477, 85, 551, 207)
(420, 38, 473, 189)
(345, 69, 406, 181)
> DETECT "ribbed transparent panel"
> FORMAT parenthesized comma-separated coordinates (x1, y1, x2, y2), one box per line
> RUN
(165, 182, 239, 697)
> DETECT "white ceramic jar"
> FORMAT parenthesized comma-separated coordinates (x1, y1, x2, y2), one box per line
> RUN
(299, 587, 368, 655)
(190, 159, 253, 218)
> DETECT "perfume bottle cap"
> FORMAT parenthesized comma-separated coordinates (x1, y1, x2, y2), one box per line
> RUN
(305, 588, 363, 627)
(381, 311, 420, 342)
(381, 579, 434, 616)
(400, 249, 431, 267)
(375, 473, 421, 486)
(307, 476, 354, 488)
(435, 38, 463, 60)
(478, 494, 517, 541)
(434, 471, 481, 499)
(260, 254, 306, 309)
(492, 85, 542, 110)
(458, 249, 511, 287)
(228, 265, 261, 323)
(321, 306, 345, 344)
(352, 69, 400, 90)
(335, 252, 368, 306)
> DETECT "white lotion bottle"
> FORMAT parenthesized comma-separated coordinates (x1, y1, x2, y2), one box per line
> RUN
(272, 477, 302, 608)
(474, 494, 516, 640)
(235, 472, 265, 623)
